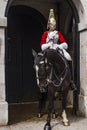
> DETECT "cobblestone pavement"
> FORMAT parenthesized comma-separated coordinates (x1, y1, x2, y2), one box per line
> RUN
(0, 114, 87, 130)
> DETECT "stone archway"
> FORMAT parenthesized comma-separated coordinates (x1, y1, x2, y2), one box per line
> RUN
(5, 0, 80, 104)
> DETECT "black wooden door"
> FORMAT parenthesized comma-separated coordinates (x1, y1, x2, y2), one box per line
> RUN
(5, 6, 44, 103)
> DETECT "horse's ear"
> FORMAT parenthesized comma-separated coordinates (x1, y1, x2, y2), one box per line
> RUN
(32, 49, 37, 57)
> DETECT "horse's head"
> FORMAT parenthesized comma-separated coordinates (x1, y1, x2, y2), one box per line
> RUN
(32, 49, 50, 92)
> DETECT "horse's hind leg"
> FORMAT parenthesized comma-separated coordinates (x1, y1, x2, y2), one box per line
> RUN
(52, 101, 56, 119)
(61, 92, 70, 126)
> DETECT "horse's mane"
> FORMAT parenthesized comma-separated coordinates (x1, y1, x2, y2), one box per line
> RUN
(44, 49, 68, 69)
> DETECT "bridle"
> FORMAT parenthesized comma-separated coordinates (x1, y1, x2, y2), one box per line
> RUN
(34, 49, 69, 89)
(34, 52, 49, 92)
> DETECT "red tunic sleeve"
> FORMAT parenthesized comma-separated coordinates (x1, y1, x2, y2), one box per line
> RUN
(58, 31, 67, 44)
(40, 32, 48, 47)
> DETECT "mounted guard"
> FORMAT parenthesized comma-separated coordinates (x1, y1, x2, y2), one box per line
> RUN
(40, 9, 77, 91)
(32, 9, 77, 130)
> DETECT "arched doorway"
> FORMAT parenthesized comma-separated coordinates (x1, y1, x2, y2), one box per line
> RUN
(5, 0, 79, 109)
(3, 0, 81, 125)
(5, 5, 46, 103)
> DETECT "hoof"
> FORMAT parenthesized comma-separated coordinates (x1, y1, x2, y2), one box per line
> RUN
(44, 124, 51, 130)
(52, 113, 56, 119)
(62, 121, 70, 126)
(37, 113, 42, 118)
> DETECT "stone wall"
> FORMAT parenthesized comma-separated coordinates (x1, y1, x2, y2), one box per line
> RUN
(0, 0, 87, 125)
(72, 0, 87, 117)
(0, 0, 8, 125)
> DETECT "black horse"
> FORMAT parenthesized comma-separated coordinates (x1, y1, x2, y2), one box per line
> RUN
(32, 48, 71, 130)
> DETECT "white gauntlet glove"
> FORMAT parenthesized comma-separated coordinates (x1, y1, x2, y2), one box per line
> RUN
(59, 42, 68, 50)
(41, 42, 53, 51)
(41, 43, 49, 50)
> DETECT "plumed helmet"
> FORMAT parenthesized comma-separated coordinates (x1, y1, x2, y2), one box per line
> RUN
(47, 9, 56, 29)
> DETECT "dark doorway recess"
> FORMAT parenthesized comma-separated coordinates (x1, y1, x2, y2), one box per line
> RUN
(5, 5, 46, 103)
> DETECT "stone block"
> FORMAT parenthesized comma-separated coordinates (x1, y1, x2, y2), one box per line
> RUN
(0, 102, 8, 125)
(78, 94, 87, 117)
(0, 17, 7, 27)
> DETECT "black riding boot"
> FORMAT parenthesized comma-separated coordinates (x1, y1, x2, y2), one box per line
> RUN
(68, 61, 77, 91)
(70, 81, 77, 91)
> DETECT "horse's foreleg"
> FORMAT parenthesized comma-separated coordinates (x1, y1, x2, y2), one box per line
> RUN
(62, 92, 70, 126)
(38, 92, 47, 118)
(44, 88, 54, 130)
(44, 100, 53, 130)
